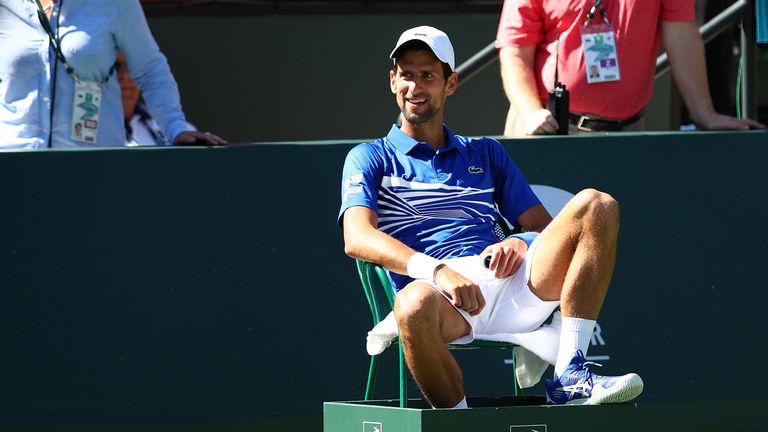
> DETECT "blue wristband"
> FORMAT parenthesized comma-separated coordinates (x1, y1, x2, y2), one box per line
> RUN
(508, 231, 538, 247)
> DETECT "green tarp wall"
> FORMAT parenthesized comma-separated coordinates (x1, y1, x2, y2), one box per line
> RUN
(1, 130, 767, 430)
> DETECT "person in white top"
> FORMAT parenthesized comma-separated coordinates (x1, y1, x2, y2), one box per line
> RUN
(117, 52, 182, 147)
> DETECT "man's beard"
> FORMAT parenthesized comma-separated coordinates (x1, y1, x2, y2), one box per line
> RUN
(400, 101, 437, 125)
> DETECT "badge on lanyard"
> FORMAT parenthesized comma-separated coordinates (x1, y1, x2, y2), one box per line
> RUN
(71, 80, 102, 143)
(580, 0, 620, 84)
(31, 0, 114, 144)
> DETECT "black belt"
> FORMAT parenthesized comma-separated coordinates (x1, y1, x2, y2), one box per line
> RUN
(569, 111, 645, 132)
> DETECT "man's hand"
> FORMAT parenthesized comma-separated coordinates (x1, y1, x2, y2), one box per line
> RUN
(696, 112, 765, 131)
(499, 45, 557, 136)
(662, 21, 766, 133)
(482, 237, 528, 279)
(521, 108, 559, 135)
(173, 131, 228, 146)
(434, 266, 486, 316)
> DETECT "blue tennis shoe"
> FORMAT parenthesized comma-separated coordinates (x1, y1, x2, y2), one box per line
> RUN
(545, 351, 644, 405)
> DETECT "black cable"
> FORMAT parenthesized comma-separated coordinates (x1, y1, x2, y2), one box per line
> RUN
(46, 0, 64, 148)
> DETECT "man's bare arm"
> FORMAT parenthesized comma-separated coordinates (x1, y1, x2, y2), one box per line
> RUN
(343, 205, 486, 315)
(482, 204, 552, 278)
(499, 45, 559, 135)
(517, 203, 553, 233)
(342, 205, 415, 275)
(662, 21, 764, 130)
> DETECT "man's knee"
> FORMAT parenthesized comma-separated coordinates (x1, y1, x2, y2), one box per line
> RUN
(393, 282, 442, 331)
(394, 282, 470, 343)
(571, 188, 620, 233)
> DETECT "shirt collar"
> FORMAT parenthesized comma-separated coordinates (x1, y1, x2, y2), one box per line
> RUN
(385, 124, 466, 155)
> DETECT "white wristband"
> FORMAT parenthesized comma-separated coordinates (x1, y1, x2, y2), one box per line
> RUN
(407, 252, 443, 282)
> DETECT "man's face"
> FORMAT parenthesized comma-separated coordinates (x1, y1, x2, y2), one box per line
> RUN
(390, 49, 457, 125)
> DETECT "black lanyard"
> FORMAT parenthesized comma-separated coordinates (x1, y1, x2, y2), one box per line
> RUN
(584, 0, 612, 27)
(31, 0, 115, 84)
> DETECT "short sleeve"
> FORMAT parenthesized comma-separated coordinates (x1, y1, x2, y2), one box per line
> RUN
(496, 0, 544, 48)
(660, 0, 695, 22)
(337, 143, 384, 227)
(488, 139, 540, 223)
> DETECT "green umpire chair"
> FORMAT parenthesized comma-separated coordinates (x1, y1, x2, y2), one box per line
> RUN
(355, 257, 522, 408)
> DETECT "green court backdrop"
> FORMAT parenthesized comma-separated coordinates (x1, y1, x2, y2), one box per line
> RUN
(1, 130, 767, 430)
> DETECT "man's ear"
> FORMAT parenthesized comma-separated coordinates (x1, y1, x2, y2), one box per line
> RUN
(389, 69, 397, 94)
(445, 71, 459, 96)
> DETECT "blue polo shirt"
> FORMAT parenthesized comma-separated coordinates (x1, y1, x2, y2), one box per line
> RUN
(339, 124, 539, 291)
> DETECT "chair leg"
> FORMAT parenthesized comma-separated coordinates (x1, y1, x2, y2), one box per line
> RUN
(512, 351, 520, 396)
(365, 355, 379, 400)
(398, 342, 408, 408)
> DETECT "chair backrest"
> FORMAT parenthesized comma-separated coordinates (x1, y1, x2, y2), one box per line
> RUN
(356, 260, 396, 326)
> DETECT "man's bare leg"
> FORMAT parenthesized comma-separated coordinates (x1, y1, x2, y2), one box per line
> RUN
(528, 188, 620, 373)
(529, 188, 619, 319)
(528, 189, 642, 404)
(394, 282, 471, 408)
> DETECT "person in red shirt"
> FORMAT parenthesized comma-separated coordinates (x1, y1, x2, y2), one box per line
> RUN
(496, 0, 764, 135)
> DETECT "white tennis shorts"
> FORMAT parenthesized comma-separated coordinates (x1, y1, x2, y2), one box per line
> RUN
(426, 237, 560, 344)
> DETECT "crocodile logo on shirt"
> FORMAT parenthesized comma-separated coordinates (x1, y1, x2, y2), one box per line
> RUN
(468, 166, 484, 174)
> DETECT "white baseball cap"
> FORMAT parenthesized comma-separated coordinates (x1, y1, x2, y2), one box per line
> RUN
(390, 25, 455, 71)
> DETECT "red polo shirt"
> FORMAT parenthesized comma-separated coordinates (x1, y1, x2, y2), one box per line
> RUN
(496, 0, 694, 119)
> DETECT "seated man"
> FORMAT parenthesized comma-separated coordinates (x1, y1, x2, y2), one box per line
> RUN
(338, 26, 644, 408)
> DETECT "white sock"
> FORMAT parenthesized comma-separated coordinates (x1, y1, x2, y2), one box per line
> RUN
(554, 317, 596, 377)
(452, 397, 468, 409)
